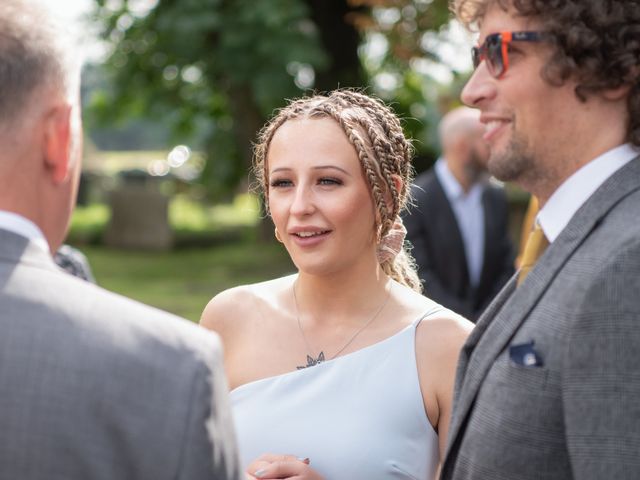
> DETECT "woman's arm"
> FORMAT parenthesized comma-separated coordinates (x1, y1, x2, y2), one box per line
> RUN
(415, 313, 473, 458)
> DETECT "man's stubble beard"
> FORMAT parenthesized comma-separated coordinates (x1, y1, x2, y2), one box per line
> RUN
(487, 130, 537, 184)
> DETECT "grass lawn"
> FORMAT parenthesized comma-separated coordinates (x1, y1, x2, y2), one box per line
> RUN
(80, 241, 295, 323)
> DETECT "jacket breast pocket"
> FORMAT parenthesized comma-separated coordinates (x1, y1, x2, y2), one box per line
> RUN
(490, 349, 550, 391)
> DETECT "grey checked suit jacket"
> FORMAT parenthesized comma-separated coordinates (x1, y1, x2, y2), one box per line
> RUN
(0, 230, 241, 480)
(441, 155, 640, 480)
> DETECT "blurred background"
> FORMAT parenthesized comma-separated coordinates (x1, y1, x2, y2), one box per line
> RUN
(61, 0, 528, 322)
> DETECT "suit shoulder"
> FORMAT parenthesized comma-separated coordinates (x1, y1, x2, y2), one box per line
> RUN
(412, 168, 438, 191)
(407, 169, 441, 214)
(40, 271, 221, 366)
(1, 269, 225, 405)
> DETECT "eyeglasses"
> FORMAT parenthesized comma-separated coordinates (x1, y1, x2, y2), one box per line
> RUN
(472, 31, 545, 78)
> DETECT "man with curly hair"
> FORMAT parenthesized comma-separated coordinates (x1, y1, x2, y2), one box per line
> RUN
(442, 0, 640, 479)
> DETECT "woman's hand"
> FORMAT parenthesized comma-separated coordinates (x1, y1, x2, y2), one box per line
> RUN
(246, 453, 324, 479)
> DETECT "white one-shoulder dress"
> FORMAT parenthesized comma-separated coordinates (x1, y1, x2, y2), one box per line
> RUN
(231, 304, 445, 480)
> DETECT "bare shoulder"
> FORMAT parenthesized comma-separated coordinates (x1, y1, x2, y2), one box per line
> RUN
(200, 285, 245, 334)
(200, 275, 296, 338)
(416, 310, 474, 372)
(395, 283, 473, 351)
(416, 308, 473, 355)
(400, 287, 474, 438)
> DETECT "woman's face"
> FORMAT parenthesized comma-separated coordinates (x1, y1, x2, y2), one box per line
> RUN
(267, 117, 378, 276)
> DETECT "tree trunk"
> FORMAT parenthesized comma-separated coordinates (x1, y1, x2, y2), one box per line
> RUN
(306, 0, 367, 91)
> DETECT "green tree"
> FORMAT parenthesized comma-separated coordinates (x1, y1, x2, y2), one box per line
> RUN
(91, 0, 367, 198)
(354, 0, 469, 169)
(89, 0, 460, 194)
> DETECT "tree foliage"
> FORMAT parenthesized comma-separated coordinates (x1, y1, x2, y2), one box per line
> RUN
(352, 0, 470, 167)
(89, 0, 464, 195)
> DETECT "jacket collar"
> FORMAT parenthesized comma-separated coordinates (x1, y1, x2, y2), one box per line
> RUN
(0, 228, 57, 273)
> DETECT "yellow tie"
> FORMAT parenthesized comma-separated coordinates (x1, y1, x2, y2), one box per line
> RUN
(517, 223, 549, 286)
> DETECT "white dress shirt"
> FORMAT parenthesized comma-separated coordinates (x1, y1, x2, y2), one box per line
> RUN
(435, 158, 486, 287)
(538, 143, 639, 242)
(0, 210, 50, 252)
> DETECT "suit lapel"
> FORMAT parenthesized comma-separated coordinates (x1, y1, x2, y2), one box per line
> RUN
(433, 175, 470, 282)
(445, 155, 640, 462)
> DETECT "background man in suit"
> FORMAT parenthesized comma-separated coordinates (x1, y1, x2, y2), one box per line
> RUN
(442, 0, 640, 479)
(404, 107, 514, 321)
(0, 1, 241, 478)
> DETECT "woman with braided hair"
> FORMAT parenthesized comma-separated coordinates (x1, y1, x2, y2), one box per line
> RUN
(201, 90, 472, 480)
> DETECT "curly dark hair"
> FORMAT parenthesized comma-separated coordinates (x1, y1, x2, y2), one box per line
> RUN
(453, 0, 640, 146)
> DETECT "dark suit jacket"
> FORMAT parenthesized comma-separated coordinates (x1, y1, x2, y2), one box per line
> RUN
(441, 156, 640, 479)
(403, 169, 514, 321)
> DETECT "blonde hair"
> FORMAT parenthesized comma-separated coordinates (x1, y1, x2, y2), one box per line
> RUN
(253, 89, 422, 292)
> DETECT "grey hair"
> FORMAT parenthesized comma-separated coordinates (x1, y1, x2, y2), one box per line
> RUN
(437, 106, 482, 149)
(0, 0, 83, 130)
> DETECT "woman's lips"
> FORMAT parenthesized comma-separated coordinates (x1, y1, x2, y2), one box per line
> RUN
(290, 230, 331, 247)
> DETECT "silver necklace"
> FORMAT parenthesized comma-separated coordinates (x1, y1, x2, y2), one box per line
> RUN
(293, 280, 393, 369)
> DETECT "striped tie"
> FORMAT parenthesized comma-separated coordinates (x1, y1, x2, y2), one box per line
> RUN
(517, 223, 549, 286)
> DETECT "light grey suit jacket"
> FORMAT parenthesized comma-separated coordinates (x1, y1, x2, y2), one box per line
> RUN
(0, 229, 241, 480)
(441, 156, 640, 480)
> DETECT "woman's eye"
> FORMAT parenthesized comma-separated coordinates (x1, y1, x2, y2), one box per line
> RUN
(319, 177, 342, 186)
(270, 179, 293, 188)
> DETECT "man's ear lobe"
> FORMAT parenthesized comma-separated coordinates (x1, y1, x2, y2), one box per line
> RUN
(601, 83, 632, 101)
(43, 104, 72, 184)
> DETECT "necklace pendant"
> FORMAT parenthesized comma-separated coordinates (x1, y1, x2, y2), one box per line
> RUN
(297, 351, 325, 370)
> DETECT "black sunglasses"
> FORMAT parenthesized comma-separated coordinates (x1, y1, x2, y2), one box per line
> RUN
(472, 31, 545, 78)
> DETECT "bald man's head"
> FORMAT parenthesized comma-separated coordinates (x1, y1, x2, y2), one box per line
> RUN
(438, 107, 489, 191)
(438, 107, 483, 149)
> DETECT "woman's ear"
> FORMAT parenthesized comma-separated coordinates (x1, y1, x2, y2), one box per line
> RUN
(391, 174, 404, 195)
(384, 174, 404, 212)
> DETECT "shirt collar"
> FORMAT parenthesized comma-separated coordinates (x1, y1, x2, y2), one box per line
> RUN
(0, 210, 50, 252)
(538, 143, 639, 243)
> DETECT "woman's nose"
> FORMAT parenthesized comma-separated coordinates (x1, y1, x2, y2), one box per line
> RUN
(290, 184, 316, 216)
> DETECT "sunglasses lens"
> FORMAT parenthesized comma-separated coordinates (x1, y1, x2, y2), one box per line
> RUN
(486, 35, 504, 77)
(471, 46, 481, 69)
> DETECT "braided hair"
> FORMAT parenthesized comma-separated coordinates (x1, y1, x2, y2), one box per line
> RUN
(254, 90, 421, 292)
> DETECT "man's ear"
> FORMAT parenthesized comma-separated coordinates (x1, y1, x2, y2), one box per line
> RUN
(601, 83, 632, 101)
(43, 103, 73, 184)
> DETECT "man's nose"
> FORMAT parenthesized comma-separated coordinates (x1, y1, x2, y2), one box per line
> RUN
(461, 62, 496, 108)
